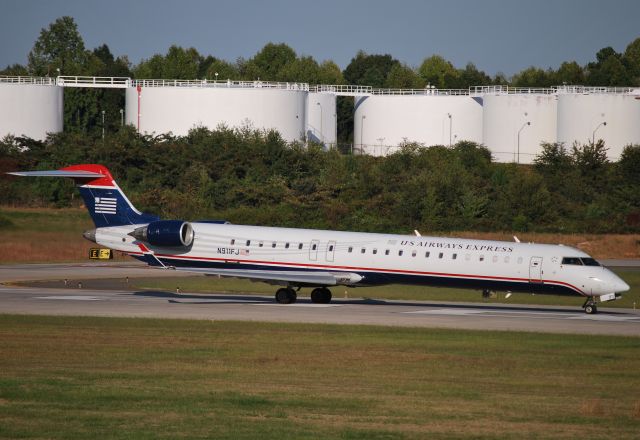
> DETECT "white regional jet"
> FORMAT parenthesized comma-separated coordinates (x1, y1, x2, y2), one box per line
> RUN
(9, 164, 630, 314)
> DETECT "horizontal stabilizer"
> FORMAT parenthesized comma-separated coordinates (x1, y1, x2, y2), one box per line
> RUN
(7, 170, 105, 178)
(172, 267, 362, 286)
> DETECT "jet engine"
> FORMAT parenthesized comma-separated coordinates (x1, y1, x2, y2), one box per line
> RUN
(131, 220, 194, 247)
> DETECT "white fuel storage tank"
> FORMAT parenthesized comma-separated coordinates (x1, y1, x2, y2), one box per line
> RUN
(557, 92, 640, 160)
(306, 92, 337, 148)
(0, 79, 63, 140)
(482, 93, 557, 164)
(353, 94, 483, 156)
(125, 82, 308, 142)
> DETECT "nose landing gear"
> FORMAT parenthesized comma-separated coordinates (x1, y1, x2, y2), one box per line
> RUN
(582, 297, 598, 314)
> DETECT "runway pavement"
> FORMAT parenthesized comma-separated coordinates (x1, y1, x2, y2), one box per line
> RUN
(1, 263, 639, 336)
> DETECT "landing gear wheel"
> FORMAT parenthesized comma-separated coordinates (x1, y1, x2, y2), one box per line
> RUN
(311, 287, 332, 304)
(275, 287, 297, 304)
(584, 304, 598, 314)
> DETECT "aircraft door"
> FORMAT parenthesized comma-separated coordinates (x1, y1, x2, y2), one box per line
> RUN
(326, 240, 336, 262)
(309, 240, 320, 261)
(529, 257, 543, 283)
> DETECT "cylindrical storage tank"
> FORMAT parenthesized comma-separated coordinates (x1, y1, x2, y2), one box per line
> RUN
(126, 85, 307, 142)
(482, 94, 557, 164)
(557, 93, 640, 160)
(306, 92, 337, 148)
(353, 94, 483, 156)
(0, 81, 63, 140)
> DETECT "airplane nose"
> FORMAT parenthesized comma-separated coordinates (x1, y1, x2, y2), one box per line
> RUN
(614, 279, 630, 293)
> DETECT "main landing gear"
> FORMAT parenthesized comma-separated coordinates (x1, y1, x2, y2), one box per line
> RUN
(274, 287, 333, 304)
(275, 287, 297, 304)
(310, 287, 332, 304)
(582, 297, 598, 314)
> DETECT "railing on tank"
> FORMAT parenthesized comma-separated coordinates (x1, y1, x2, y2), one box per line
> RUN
(131, 78, 310, 91)
(57, 76, 130, 88)
(554, 85, 638, 94)
(310, 84, 373, 95)
(372, 88, 471, 96)
(0, 76, 57, 86)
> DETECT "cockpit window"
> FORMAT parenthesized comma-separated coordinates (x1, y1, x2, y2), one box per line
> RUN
(581, 258, 601, 266)
(561, 257, 583, 265)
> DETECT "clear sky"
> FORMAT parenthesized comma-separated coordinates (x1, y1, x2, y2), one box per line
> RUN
(1, 0, 639, 76)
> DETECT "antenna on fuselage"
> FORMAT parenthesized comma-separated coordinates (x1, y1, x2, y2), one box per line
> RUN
(414, 230, 422, 237)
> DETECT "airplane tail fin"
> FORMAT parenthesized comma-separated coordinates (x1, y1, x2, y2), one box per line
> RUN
(8, 164, 159, 228)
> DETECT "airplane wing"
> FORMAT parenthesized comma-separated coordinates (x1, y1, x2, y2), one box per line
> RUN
(172, 267, 362, 286)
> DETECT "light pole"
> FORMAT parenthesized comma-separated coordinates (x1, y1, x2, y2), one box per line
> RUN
(447, 113, 452, 146)
(215, 72, 219, 85)
(119, 108, 124, 126)
(517, 121, 531, 164)
(592, 121, 607, 144)
(316, 102, 323, 144)
(101, 110, 106, 141)
(360, 115, 366, 153)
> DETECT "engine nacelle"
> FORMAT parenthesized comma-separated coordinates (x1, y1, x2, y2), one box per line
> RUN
(132, 220, 194, 247)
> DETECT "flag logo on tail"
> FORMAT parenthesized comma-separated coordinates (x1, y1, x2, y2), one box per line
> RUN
(95, 197, 117, 214)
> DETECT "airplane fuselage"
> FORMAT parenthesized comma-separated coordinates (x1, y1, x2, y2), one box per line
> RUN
(96, 223, 627, 298)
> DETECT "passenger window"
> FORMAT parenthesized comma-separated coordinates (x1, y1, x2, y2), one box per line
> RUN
(385, 249, 390, 255)
(361, 248, 366, 254)
(479, 255, 485, 262)
(562, 257, 583, 265)
(285, 243, 290, 249)
(230, 239, 235, 245)
(412, 250, 417, 257)
(246, 240, 251, 246)
(298, 243, 303, 250)
(425, 252, 430, 258)
(272, 242, 276, 248)
(329, 245, 334, 252)
(348, 247, 353, 253)
(438, 253, 443, 259)
(312, 244, 317, 251)
(373, 249, 377, 254)
(259, 242, 263, 247)
(399, 250, 403, 256)
(452, 253, 457, 260)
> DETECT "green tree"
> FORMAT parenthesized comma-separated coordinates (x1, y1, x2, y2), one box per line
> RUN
(343, 51, 399, 87)
(623, 37, 640, 85)
(511, 66, 554, 87)
(457, 63, 492, 89)
(586, 47, 630, 86)
(385, 63, 424, 89)
(554, 61, 585, 85)
(0, 64, 28, 75)
(242, 43, 297, 81)
(27, 16, 88, 76)
(417, 55, 459, 89)
(205, 58, 239, 81)
(317, 61, 344, 84)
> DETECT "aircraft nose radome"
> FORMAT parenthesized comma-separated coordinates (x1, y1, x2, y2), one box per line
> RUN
(615, 279, 630, 293)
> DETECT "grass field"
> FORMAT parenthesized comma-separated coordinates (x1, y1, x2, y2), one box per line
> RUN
(134, 268, 640, 309)
(0, 315, 638, 439)
(1, 207, 639, 264)
(0, 207, 128, 263)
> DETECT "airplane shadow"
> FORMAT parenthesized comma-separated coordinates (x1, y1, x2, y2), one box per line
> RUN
(130, 290, 631, 315)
